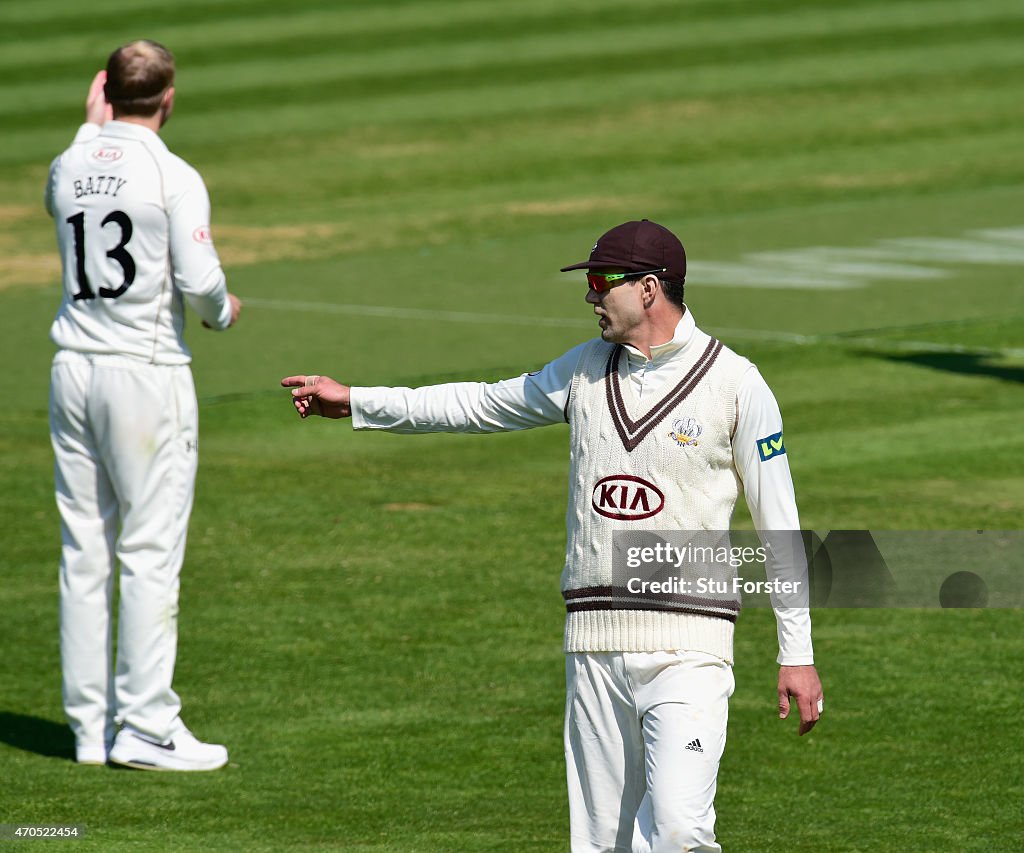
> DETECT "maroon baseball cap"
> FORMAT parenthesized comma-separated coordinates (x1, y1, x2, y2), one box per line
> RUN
(560, 219, 686, 282)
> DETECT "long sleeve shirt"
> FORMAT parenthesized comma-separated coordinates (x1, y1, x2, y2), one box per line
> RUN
(46, 121, 231, 364)
(352, 308, 813, 664)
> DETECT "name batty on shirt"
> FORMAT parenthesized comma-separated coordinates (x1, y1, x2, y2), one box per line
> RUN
(73, 175, 127, 199)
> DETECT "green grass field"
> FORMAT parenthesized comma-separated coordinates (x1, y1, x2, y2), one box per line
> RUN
(2, 0, 1023, 849)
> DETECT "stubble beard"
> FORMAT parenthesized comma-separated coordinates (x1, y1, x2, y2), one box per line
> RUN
(599, 316, 626, 344)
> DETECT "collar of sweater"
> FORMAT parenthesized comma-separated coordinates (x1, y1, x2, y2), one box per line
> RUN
(620, 305, 696, 364)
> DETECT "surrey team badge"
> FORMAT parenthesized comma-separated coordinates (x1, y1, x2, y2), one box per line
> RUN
(668, 417, 702, 448)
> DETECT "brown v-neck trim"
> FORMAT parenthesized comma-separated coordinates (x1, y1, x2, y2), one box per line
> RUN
(604, 337, 722, 452)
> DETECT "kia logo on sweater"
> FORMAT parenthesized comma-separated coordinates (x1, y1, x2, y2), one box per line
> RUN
(591, 475, 665, 521)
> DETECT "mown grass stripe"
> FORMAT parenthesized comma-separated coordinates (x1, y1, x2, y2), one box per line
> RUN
(0, 0, 690, 46)
(6, 5, 1024, 98)
(2, 0, 935, 45)
(4, 24, 1022, 143)
(188, 88, 1023, 194)
(4, 0, 1019, 80)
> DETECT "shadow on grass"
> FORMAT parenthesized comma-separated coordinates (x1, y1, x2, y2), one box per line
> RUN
(874, 351, 1024, 384)
(0, 712, 73, 761)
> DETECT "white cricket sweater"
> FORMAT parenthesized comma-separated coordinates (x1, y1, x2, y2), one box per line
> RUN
(351, 310, 813, 665)
(560, 332, 748, 660)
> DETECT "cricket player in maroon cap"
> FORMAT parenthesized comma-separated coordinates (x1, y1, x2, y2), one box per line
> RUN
(283, 220, 823, 852)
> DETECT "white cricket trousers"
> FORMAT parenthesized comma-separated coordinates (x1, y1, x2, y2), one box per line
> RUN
(565, 650, 735, 853)
(49, 350, 198, 750)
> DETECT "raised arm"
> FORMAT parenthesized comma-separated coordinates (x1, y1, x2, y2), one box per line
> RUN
(45, 72, 110, 219)
(282, 341, 588, 433)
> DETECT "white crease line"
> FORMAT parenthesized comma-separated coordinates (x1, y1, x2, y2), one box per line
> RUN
(714, 327, 1024, 359)
(245, 298, 1024, 359)
(711, 327, 817, 345)
(243, 297, 594, 329)
(833, 337, 1024, 360)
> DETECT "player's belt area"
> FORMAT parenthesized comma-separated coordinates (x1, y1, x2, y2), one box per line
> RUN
(563, 586, 740, 622)
(53, 350, 173, 369)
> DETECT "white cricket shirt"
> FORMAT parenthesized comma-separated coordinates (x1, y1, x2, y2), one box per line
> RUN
(46, 121, 232, 364)
(352, 309, 814, 665)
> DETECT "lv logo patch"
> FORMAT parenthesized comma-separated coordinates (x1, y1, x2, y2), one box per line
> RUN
(757, 430, 786, 461)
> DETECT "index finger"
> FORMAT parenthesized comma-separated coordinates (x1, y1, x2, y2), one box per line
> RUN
(281, 376, 311, 388)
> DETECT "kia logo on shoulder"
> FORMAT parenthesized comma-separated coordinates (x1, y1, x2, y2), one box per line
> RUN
(92, 147, 123, 163)
(592, 475, 664, 521)
(192, 226, 213, 244)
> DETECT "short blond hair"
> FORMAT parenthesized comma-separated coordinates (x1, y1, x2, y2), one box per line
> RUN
(104, 40, 175, 117)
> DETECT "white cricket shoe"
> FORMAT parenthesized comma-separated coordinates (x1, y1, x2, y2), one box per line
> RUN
(108, 723, 228, 771)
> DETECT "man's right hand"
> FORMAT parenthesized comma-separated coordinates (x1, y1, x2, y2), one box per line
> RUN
(281, 375, 352, 419)
(227, 293, 242, 327)
(85, 70, 112, 126)
(203, 293, 242, 330)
